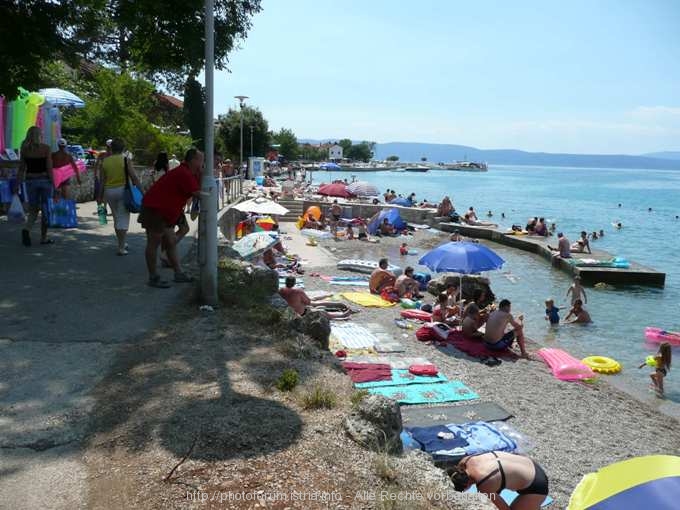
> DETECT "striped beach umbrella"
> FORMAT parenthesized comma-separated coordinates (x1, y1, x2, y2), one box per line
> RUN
(38, 88, 86, 108)
(231, 232, 278, 260)
(347, 181, 379, 197)
(568, 455, 680, 509)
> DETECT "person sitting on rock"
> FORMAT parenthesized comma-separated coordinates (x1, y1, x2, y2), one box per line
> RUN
(395, 266, 423, 298)
(369, 258, 396, 294)
(279, 276, 311, 315)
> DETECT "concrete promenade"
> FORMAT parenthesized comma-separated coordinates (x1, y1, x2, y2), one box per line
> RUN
(0, 201, 198, 509)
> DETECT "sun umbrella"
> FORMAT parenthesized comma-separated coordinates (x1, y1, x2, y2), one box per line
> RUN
(231, 232, 278, 260)
(319, 162, 341, 170)
(347, 181, 379, 197)
(38, 88, 86, 108)
(419, 241, 505, 274)
(389, 197, 413, 206)
(254, 216, 276, 231)
(233, 197, 289, 216)
(318, 182, 353, 198)
(568, 455, 680, 509)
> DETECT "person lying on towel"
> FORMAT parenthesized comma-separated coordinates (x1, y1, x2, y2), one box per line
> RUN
(450, 451, 549, 510)
(369, 258, 396, 294)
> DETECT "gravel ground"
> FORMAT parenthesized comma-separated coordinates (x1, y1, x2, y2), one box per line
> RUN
(299, 228, 680, 508)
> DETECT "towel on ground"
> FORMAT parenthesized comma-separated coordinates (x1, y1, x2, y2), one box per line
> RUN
(340, 292, 396, 307)
(342, 362, 392, 383)
(368, 380, 478, 405)
(331, 323, 379, 349)
(408, 425, 469, 452)
(354, 369, 447, 389)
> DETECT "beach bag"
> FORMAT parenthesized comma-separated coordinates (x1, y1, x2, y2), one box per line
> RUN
(123, 157, 142, 213)
(8, 194, 26, 223)
(46, 198, 78, 228)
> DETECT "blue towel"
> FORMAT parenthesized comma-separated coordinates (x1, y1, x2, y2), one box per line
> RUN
(435, 421, 517, 458)
(467, 487, 553, 507)
(368, 380, 478, 405)
(408, 425, 468, 453)
(355, 369, 448, 389)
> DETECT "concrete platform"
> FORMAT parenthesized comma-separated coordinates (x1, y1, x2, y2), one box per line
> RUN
(438, 222, 666, 287)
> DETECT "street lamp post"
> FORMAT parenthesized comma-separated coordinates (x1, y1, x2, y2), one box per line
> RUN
(249, 125, 254, 157)
(234, 95, 248, 176)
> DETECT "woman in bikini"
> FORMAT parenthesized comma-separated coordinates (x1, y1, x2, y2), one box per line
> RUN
(451, 451, 549, 510)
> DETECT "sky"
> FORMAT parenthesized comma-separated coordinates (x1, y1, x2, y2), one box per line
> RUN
(212, 0, 680, 155)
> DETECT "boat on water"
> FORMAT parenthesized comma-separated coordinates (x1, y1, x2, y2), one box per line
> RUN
(440, 161, 488, 172)
(404, 165, 430, 172)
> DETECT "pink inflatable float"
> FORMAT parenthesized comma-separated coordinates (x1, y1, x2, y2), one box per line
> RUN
(537, 348, 597, 381)
(645, 327, 680, 346)
(400, 309, 432, 321)
(53, 159, 86, 188)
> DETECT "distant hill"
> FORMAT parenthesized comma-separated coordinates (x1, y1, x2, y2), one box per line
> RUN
(642, 151, 680, 161)
(373, 142, 680, 170)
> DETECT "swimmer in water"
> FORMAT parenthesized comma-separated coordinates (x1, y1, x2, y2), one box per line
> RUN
(501, 212, 505, 219)
(487, 210, 493, 217)
(648, 207, 653, 212)
(618, 203, 622, 208)
(599, 229, 604, 237)
(615, 222, 622, 229)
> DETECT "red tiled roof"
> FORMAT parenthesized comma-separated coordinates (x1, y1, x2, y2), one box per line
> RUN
(157, 94, 184, 109)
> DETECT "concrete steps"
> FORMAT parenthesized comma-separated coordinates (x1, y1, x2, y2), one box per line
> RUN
(278, 199, 304, 222)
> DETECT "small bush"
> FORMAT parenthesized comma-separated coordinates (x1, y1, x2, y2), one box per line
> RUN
(374, 453, 397, 482)
(300, 385, 336, 410)
(350, 389, 369, 407)
(275, 369, 299, 392)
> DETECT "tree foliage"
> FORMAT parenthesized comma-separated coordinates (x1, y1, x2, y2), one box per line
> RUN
(386, 155, 399, 161)
(298, 144, 326, 162)
(338, 138, 353, 154)
(345, 141, 375, 162)
(183, 77, 206, 150)
(272, 128, 298, 161)
(217, 106, 270, 161)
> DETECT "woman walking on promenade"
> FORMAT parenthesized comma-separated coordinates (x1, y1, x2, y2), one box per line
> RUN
(97, 138, 142, 256)
(15, 126, 54, 246)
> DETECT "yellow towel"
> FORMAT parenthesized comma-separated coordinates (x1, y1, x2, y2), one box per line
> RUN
(339, 292, 396, 308)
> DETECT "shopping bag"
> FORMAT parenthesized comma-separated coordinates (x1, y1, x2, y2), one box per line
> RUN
(46, 198, 78, 228)
(8, 194, 26, 223)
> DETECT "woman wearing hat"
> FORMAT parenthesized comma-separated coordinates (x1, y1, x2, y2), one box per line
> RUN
(51, 138, 81, 200)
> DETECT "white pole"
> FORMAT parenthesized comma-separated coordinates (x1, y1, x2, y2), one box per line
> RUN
(199, 0, 218, 306)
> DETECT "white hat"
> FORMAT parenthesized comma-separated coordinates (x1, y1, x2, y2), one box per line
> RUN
(58, 138, 67, 146)
(106, 139, 113, 147)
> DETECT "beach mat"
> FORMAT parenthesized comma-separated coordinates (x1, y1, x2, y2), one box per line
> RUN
(355, 369, 448, 389)
(368, 381, 479, 405)
(467, 487, 553, 507)
(328, 280, 369, 286)
(365, 323, 406, 353)
(447, 331, 518, 359)
(345, 356, 431, 370)
(400, 402, 514, 427)
(331, 323, 378, 349)
(306, 290, 334, 300)
(340, 292, 395, 308)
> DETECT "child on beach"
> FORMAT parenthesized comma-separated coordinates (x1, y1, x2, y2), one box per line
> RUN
(566, 275, 587, 305)
(346, 223, 354, 240)
(544, 299, 560, 325)
(357, 219, 368, 241)
(400, 242, 409, 256)
(564, 299, 592, 323)
(639, 342, 671, 397)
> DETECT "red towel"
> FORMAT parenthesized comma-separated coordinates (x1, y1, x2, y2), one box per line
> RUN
(342, 362, 392, 383)
(446, 330, 518, 359)
(409, 363, 438, 376)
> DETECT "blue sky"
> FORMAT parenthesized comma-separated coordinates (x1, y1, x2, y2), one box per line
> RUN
(212, 0, 680, 154)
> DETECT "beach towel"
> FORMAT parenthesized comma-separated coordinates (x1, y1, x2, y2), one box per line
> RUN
(331, 323, 379, 349)
(354, 369, 448, 389)
(368, 380, 479, 405)
(447, 330, 518, 359)
(278, 278, 304, 289)
(345, 355, 431, 369)
(52, 160, 86, 188)
(467, 487, 553, 507)
(340, 292, 395, 308)
(342, 362, 392, 383)
(306, 290, 334, 300)
(408, 425, 469, 452)
(405, 421, 516, 459)
(567, 257, 630, 269)
(300, 228, 332, 239)
(400, 402, 514, 428)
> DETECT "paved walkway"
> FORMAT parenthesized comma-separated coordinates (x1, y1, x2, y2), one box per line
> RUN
(0, 201, 198, 509)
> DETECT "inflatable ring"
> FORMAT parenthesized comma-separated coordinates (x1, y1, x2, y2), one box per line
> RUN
(582, 356, 621, 374)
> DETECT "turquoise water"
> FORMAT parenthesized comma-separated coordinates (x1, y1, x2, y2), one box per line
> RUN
(315, 166, 680, 415)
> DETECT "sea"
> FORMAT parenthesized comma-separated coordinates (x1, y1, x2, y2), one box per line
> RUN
(313, 165, 680, 417)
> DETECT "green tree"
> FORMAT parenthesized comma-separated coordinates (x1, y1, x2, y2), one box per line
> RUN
(345, 141, 374, 162)
(0, 1, 103, 98)
(338, 138, 353, 154)
(183, 77, 206, 150)
(421, 156, 428, 162)
(299, 144, 325, 161)
(217, 106, 270, 161)
(386, 155, 399, 162)
(272, 128, 298, 161)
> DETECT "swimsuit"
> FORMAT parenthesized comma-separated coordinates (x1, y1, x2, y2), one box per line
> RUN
(485, 330, 515, 351)
(467, 452, 549, 496)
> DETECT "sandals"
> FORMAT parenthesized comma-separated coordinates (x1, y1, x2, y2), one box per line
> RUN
(148, 275, 171, 288)
(174, 272, 195, 283)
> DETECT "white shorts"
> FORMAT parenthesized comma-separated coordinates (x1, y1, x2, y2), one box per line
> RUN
(104, 186, 130, 230)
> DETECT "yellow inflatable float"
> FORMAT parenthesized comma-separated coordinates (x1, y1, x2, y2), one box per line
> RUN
(582, 356, 621, 374)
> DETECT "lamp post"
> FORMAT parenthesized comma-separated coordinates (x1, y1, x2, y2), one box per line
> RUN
(249, 125, 254, 157)
(234, 95, 248, 176)
(199, 0, 218, 305)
